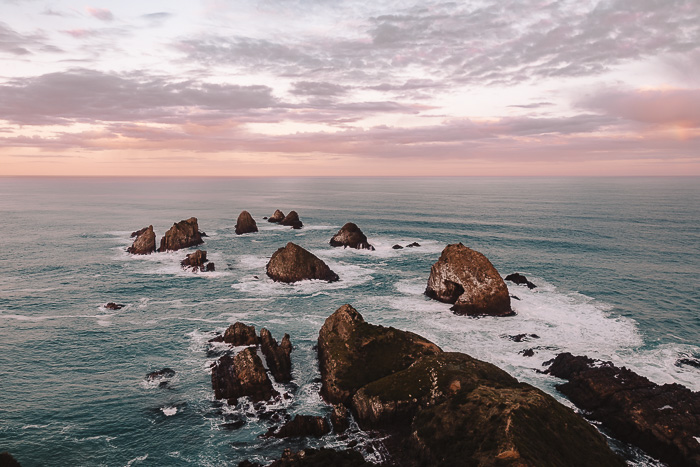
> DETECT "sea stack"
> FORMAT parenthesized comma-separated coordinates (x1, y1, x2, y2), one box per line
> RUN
(329, 223, 374, 250)
(425, 243, 512, 316)
(180, 249, 215, 272)
(235, 210, 258, 235)
(266, 242, 339, 283)
(280, 211, 303, 229)
(268, 209, 285, 223)
(158, 217, 204, 252)
(211, 347, 278, 404)
(127, 225, 156, 255)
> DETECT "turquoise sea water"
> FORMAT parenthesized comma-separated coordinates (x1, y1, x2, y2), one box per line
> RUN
(0, 177, 698, 466)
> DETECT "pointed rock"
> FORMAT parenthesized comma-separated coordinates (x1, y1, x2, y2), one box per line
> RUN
(158, 217, 204, 252)
(211, 347, 278, 404)
(260, 328, 293, 383)
(329, 223, 374, 250)
(127, 225, 156, 255)
(268, 209, 285, 223)
(266, 242, 339, 283)
(223, 322, 259, 346)
(235, 210, 258, 235)
(280, 210, 303, 229)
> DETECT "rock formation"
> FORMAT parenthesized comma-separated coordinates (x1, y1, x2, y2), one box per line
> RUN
(104, 302, 124, 310)
(547, 353, 700, 466)
(266, 243, 339, 283)
(406, 242, 420, 247)
(425, 243, 513, 316)
(235, 210, 258, 235)
(260, 328, 292, 383)
(330, 404, 350, 433)
(505, 273, 537, 289)
(146, 368, 175, 380)
(0, 452, 21, 467)
(280, 210, 303, 229)
(180, 249, 215, 272)
(329, 223, 374, 250)
(223, 322, 259, 346)
(266, 415, 331, 438)
(158, 217, 204, 252)
(317, 304, 625, 466)
(127, 225, 156, 255)
(392, 244, 403, 250)
(268, 209, 285, 223)
(211, 348, 278, 404)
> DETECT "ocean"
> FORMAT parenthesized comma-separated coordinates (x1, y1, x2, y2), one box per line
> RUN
(0, 177, 698, 466)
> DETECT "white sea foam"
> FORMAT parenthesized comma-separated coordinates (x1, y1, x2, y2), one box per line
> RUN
(317, 237, 443, 259)
(125, 454, 149, 466)
(161, 406, 177, 416)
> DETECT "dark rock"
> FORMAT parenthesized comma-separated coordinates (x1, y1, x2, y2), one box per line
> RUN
(130, 226, 149, 238)
(505, 333, 539, 342)
(0, 452, 21, 467)
(221, 420, 245, 430)
(104, 302, 124, 310)
(260, 448, 374, 467)
(180, 249, 214, 272)
(268, 209, 285, 223)
(330, 223, 374, 250)
(127, 225, 156, 255)
(521, 348, 535, 357)
(505, 273, 537, 289)
(392, 244, 403, 250)
(425, 243, 513, 317)
(266, 415, 331, 438)
(260, 328, 293, 383)
(158, 217, 204, 252)
(209, 335, 224, 343)
(280, 210, 303, 229)
(146, 368, 175, 380)
(211, 348, 278, 404)
(235, 210, 258, 235)
(223, 322, 259, 346)
(266, 242, 339, 283)
(547, 352, 700, 466)
(676, 357, 700, 369)
(331, 404, 350, 433)
(263, 217, 268, 220)
(318, 304, 442, 405)
(239, 461, 261, 467)
(406, 242, 421, 247)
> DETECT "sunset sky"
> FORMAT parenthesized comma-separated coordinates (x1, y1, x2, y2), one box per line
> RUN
(1, 0, 699, 176)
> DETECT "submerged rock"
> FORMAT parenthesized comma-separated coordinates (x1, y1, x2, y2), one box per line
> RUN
(104, 302, 124, 310)
(146, 368, 175, 380)
(158, 217, 204, 252)
(127, 225, 156, 255)
(505, 273, 537, 289)
(266, 242, 339, 283)
(425, 243, 513, 317)
(211, 348, 278, 404)
(266, 415, 331, 438)
(392, 244, 403, 250)
(330, 223, 374, 250)
(260, 328, 293, 383)
(280, 210, 303, 229)
(235, 210, 258, 235)
(223, 322, 259, 347)
(180, 249, 215, 272)
(547, 353, 700, 466)
(268, 209, 285, 223)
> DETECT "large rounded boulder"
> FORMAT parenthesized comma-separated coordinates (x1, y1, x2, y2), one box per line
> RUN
(158, 217, 204, 252)
(425, 243, 512, 316)
(266, 243, 339, 283)
(235, 210, 258, 235)
(329, 223, 374, 250)
(127, 225, 156, 255)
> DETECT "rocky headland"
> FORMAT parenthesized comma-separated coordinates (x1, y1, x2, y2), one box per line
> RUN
(266, 242, 339, 283)
(329, 223, 374, 250)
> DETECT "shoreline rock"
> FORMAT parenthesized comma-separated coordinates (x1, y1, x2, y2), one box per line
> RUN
(180, 249, 215, 272)
(235, 210, 258, 235)
(425, 243, 513, 317)
(266, 242, 339, 283)
(158, 217, 204, 252)
(268, 209, 285, 223)
(280, 211, 303, 229)
(329, 223, 374, 250)
(127, 225, 156, 255)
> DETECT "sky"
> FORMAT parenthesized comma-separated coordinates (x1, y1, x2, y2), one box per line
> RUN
(1, 0, 699, 176)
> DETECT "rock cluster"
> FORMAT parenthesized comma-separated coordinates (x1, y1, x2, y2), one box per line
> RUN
(260, 328, 293, 383)
(180, 249, 215, 272)
(547, 353, 700, 467)
(266, 242, 339, 283)
(329, 223, 374, 250)
(317, 304, 625, 466)
(268, 209, 285, 223)
(235, 210, 258, 235)
(505, 273, 537, 289)
(127, 225, 156, 255)
(280, 210, 303, 229)
(425, 243, 513, 316)
(158, 217, 204, 252)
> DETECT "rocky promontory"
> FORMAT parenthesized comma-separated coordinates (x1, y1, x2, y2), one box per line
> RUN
(211, 348, 278, 405)
(317, 304, 625, 466)
(266, 243, 339, 283)
(158, 217, 204, 252)
(127, 225, 156, 255)
(547, 353, 700, 466)
(425, 243, 513, 316)
(181, 250, 215, 272)
(329, 223, 374, 250)
(235, 210, 258, 235)
(280, 211, 303, 229)
(268, 209, 285, 223)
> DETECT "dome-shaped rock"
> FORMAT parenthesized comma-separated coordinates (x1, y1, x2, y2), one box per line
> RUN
(329, 223, 374, 250)
(280, 211, 303, 229)
(266, 242, 338, 283)
(127, 225, 156, 255)
(268, 209, 285, 223)
(158, 217, 204, 252)
(425, 243, 512, 316)
(235, 210, 258, 235)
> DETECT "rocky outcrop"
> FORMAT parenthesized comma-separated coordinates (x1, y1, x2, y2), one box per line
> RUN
(240, 448, 374, 467)
(392, 244, 403, 250)
(181, 249, 215, 272)
(211, 347, 278, 404)
(318, 305, 625, 467)
(280, 211, 303, 229)
(505, 273, 537, 289)
(266, 243, 339, 283)
(260, 328, 292, 383)
(235, 210, 258, 235)
(223, 322, 259, 346)
(425, 243, 513, 316)
(329, 223, 374, 250)
(331, 404, 350, 433)
(146, 368, 175, 380)
(127, 225, 156, 255)
(547, 353, 700, 467)
(406, 242, 420, 248)
(104, 302, 124, 310)
(318, 304, 442, 405)
(158, 217, 204, 252)
(0, 452, 21, 467)
(266, 415, 331, 438)
(268, 209, 285, 223)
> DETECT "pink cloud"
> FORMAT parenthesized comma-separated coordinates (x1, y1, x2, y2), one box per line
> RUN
(86, 7, 114, 22)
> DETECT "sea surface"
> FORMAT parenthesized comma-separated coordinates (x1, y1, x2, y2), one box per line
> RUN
(0, 177, 698, 466)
